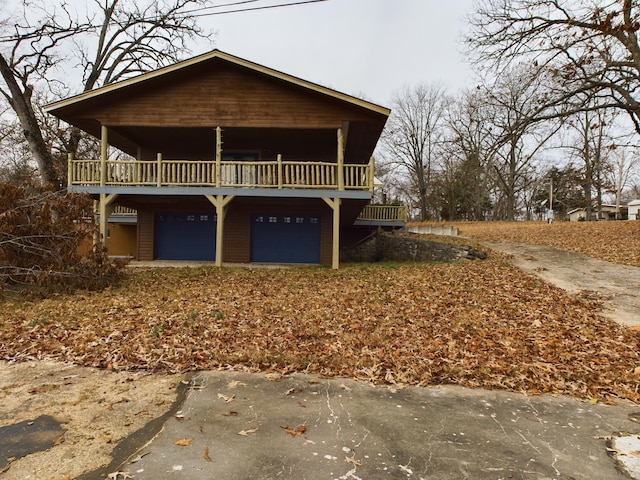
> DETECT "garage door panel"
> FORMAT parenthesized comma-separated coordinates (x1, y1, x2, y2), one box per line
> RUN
(251, 214, 320, 264)
(155, 212, 216, 261)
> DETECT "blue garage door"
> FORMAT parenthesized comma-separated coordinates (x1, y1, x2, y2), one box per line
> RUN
(251, 214, 321, 264)
(155, 212, 216, 261)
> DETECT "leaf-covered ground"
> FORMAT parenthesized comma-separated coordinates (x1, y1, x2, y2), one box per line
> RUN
(449, 220, 640, 267)
(1, 257, 639, 403)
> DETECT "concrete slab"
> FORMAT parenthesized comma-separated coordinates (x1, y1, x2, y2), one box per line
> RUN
(107, 372, 640, 480)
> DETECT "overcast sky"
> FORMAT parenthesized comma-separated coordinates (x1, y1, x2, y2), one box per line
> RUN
(202, 0, 477, 106)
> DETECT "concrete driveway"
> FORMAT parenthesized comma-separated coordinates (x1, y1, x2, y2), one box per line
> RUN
(481, 242, 640, 327)
(79, 371, 640, 480)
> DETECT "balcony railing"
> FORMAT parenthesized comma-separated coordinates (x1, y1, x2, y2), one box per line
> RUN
(357, 205, 408, 223)
(69, 157, 374, 191)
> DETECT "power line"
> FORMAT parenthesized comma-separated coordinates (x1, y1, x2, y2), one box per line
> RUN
(178, 0, 262, 15)
(181, 0, 329, 18)
(0, 0, 331, 42)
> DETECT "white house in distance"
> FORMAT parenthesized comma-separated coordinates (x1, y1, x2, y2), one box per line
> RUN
(568, 204, 629, 221)
(629, 200, 640, 220)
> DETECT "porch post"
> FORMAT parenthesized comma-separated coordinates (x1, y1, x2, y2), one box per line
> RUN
(369, 156, 375, 193)
(205, 194, 235, 266)
(322, 197, 341, 269)
(337, 127, 344, 190)
(277, 154, 283, 189)
(100, 125, 108, 187)
(215, 126, 222, 187)
(67, 153, 73, 187)
(98, 193, 118, 247)
(156, 153, 162, 187)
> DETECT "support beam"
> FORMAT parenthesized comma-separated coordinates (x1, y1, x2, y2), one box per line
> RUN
(215, 126, 222, 188)
(369, 156, 375, 193)
(100, 125, 108, 187)
(337, 128, 344, 191)
(98, 192, 119, 247)
(205, 194, 235, 266)
(322, 197, 341, 269)
(67, 152, 73, 187)
(156, 153, 162, 187)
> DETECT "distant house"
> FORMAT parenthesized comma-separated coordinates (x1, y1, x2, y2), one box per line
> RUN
(568, 205, 628, 221)
(629, 200, 640, 220)
(567, 208, 586, 222)
(45, 50, 405, 268)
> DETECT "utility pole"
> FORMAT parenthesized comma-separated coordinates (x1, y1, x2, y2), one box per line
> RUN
(548, 176, 553, 223)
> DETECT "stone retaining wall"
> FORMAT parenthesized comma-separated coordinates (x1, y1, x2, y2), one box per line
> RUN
(341, 231, 486, 263)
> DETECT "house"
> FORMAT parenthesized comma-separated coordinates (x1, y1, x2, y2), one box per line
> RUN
(629, 200, 640, 220)
(567, 205, 628, 221)
(45, 50, 405, 268)
(567, 208, 587, 222)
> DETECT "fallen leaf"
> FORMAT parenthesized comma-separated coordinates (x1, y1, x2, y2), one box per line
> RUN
(282, 425, 307, 437)
(222, 411, 239, 417)
(173, 438, 194, 446)
(52, 435, 65, 446)
(217, 393, 235, 403)
(238, 428, 259, 436)
(204, 447, 211, 462)
(107, 473, 133, 480)
(345, 456, 362, 466)
(227, 380, 247, 388)
(129, 452, 150, 463)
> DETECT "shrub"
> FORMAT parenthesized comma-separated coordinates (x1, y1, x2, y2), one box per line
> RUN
(0, 183, 123, 295)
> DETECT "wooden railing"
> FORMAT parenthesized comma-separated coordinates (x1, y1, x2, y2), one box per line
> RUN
(69, 157, 374, 191)
(357, 205, 408, 222)
(111, 206, 137, 216)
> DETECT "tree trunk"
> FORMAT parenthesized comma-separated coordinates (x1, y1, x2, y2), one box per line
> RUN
(0, 54, 60, 189)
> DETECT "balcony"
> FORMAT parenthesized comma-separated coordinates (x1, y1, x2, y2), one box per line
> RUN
(68, 157, 374, 191)
(355, 204, 408, 227)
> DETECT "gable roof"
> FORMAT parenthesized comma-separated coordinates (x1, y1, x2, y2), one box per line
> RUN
(45, 49, 390, 117)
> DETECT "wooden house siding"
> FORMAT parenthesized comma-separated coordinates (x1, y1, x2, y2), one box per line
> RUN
(223, 206, 251, 263)
(107, 223, 137, 258)
(137, 210, 154, 261)
(90, 63, 373, 130)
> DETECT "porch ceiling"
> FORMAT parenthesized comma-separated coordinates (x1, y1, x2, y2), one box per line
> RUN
(108, 125, 376, 163)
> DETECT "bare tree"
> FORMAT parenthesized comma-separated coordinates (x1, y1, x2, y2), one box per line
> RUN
(608, 148, 640, 217)
(438, 88, 496, 220)
(381, 84, 449, 221)
(0, 0, 212, 187)
(563, 104, 619, 220)
(468, 0, 640, 134)
(486, 66, 562, 220)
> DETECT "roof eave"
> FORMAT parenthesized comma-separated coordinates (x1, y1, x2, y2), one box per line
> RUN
(44, 49, 390, 118)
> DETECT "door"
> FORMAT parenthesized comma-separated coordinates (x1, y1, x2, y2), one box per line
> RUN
(251, 214, 321, 263)
(154, 212, 216, 261)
